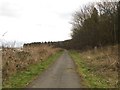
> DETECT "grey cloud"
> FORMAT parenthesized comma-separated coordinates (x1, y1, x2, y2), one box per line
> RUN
(60, 13, 71, 19)
(0, 2, 17, 17)
(36, 24, 56, 28)
(56, 12, 72, 20)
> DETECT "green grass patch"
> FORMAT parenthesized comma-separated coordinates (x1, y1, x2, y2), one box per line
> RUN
(3, 50, 63, 88)
(69, 50, 110, 88)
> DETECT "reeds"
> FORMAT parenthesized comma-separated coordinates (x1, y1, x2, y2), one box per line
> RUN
(2, 45, 60, 83)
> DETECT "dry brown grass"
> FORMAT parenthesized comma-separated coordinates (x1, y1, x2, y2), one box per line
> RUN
(79, 45, 118, 87)
(2, 44, 61, 83)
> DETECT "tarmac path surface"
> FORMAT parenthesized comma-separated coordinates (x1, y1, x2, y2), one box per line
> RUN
(27, 50, 81, 88)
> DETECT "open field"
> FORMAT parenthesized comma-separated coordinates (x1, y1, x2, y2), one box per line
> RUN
(69, 45, 118, 88)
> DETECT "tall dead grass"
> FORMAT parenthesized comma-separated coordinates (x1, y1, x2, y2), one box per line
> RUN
(2, 44, 60, 83)
(80, 45, 118, 87)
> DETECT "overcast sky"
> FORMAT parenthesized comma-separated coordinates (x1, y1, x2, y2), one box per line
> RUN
(0, 0, 101, 45)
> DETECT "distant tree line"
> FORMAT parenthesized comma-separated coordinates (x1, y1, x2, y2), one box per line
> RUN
(23, 41, 69, 48)
(23, 40, 72, 50)
(24, 41, 58, 47)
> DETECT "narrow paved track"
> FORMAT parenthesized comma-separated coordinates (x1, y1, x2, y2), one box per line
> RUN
(27, 50, 81, 88)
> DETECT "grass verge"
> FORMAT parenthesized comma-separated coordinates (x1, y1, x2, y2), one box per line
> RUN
(69, 50, 112, 88)
(3, 50, 63, 88)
